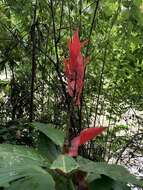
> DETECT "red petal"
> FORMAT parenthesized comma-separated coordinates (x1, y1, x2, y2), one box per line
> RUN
(69, 31, 81, 57)
(79, 127, 107, 145)
(69, 31, 81, 71)
(68, 127, 107, 157)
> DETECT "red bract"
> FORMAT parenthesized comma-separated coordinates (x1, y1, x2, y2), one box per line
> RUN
(68, 127, 107, 157)
(64, 31, 85, 106)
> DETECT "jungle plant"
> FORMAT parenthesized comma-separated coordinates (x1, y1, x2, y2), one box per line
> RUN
(0, 31, 142, 190)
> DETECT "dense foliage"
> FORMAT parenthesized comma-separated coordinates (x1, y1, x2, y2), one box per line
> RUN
(0, 0, 143, 189)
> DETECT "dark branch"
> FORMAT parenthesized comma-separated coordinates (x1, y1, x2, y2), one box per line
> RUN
(29, 1, 37, 122)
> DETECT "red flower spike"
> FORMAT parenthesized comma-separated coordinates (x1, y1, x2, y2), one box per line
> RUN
(64, 31, 86, 106)
(68, 127, 107, 157)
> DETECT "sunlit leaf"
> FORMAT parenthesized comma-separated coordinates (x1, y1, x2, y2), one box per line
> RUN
(50, 155, 79, 174)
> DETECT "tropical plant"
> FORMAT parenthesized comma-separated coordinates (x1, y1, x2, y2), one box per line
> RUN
(0, 122, 142, 190)
(0, 0, 143, 189)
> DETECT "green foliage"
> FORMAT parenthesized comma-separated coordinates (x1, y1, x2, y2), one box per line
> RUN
(38, 133, 60, 162)
(0, 0, 143, 189)
(0, 144, 52, 188)
(77, 156, 143, 187)
(50, 155, 79, 174)
(0, 127, 142, 190)
(89, 175, 131, 190)
(5, 166, 55, 190)
(33, 122, 65, 147)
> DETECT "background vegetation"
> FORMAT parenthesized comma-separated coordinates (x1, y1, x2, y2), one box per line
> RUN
(0, 0, 143, 189)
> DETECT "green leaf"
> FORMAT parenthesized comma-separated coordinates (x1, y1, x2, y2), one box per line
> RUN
(33, 122, 65, 147)
(77, 157, 143, 187)
(50, 155, 79, 174)
(89, 175, 114, 190)
(89, 175, 131, 190)
(112, 180, 131, 190)
(5, 166, 55, 190)
(0, 144, 48, 167)
(38, 133, 60, 162)
(0, 144, 50, 186)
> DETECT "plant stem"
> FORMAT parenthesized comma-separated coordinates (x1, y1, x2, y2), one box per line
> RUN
(29, 1, 37, 122)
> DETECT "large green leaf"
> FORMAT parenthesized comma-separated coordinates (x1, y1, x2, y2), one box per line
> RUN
(33, 122, 65, 147)
(0, 143, 48, 168)
(0, 144, 51, 187)
(50, 155, 79, 174)
(77, 157, 143, 187)
(5, 166, 55, 190)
